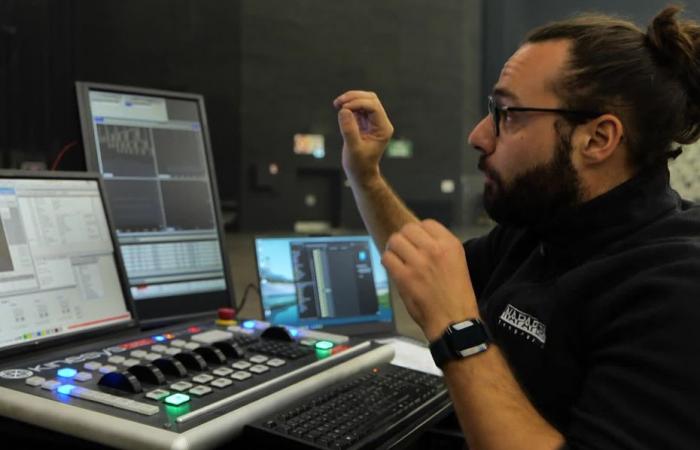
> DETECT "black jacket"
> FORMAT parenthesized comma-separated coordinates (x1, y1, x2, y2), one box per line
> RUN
(465, 167, 700, 449)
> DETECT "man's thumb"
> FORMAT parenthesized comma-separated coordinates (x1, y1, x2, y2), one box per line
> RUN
(338, 108, 360, 147)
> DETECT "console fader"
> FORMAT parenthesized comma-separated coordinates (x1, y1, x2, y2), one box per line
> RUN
(0, 319, 394, 449)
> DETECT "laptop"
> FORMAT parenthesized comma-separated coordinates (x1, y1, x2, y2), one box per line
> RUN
(253, 234, 396, 338)
(0, 170, 136, 355)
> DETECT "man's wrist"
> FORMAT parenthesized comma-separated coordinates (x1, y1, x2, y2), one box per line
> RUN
(424, 310, 481, 342)
(429, 318, 491, 369)
(342, 162, 381, 188)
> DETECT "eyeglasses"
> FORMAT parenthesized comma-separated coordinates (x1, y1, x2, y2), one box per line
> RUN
(487, 95, 602, 136)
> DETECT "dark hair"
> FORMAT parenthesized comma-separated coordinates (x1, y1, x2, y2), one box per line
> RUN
(526, 5, 700, 170)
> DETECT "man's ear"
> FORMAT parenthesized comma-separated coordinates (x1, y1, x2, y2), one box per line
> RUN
(575, 114, 625, 165)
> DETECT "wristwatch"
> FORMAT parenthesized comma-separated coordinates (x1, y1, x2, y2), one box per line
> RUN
(429, 318, 491, 369)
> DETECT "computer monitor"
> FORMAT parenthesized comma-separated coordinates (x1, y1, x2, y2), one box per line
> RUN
(254, 235, 394, 337)
(0, 171, 134, 355)
(75, 82, 235, 328)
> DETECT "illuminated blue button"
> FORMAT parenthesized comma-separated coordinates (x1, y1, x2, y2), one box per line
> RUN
(242, 320, 256, 329)
(57, 368, 77, 378)
(57, 384, 75, 395)
(153, 335, 166, 342)
(288, 328, 299, 337)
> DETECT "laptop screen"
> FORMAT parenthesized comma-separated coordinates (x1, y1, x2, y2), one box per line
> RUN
(0, 172, 133, 353)
(254, 235, 393, 335)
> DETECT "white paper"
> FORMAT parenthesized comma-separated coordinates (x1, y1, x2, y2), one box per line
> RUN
(375, 336, 443, 377)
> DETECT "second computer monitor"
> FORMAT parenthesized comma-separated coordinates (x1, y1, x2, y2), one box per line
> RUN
(76, 82, 234, 327)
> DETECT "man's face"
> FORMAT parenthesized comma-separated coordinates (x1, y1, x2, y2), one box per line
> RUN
(468, 40, 583, 227)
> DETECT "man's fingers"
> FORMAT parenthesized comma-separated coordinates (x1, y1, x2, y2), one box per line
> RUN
(337, 108, 360, 146)
(385, 232, 421, 265)
(333, 90, 378, 108)
(401, 222, 435, 251)
(381, 249, 408, 280)
(420, 219, 451, 239)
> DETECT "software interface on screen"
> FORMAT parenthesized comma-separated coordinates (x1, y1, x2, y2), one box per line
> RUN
(255, 236, 392, 329)
(0, 178, 131, 350)
(82, 88, 227, 303)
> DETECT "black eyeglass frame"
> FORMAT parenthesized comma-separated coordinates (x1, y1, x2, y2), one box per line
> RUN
(487, 95, 602, 136)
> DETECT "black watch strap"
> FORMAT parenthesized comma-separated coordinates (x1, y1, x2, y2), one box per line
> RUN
(429, 318, 490, 369)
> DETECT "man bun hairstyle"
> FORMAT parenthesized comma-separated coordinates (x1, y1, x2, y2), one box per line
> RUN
(526, 5, 700, 170)
(646, 6, 700, 146)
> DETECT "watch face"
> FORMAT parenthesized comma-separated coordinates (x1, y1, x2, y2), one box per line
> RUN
(447, 320, 489, 353)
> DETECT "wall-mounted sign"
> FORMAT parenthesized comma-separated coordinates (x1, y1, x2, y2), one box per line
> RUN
(386, 139, 413, 158)
(294, 134, 325, 159)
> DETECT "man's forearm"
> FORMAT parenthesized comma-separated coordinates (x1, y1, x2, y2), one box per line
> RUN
(346, 170, 418, 250)
(444, 345, 564, 450)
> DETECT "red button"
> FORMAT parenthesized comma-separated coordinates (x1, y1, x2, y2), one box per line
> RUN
(218, 307, 236, 321)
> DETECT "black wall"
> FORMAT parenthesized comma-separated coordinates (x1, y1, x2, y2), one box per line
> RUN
(0, 0, 77, 169)
(481, 0, 700, 114)
(9, 2, 688, 232)
(238, 0, 482, 231)
(1, 0, 484, 231)
(0, 0, 241, 203)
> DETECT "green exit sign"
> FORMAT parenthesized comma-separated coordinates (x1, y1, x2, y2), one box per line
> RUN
(386, 139, 413, 158)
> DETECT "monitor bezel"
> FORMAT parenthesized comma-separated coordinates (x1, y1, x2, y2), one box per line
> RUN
(75, 81, 236, 329)
(253, 234, 396, 337)
(0, 170, 138, 358)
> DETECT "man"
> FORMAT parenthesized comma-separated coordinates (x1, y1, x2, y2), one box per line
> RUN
(333, 5, 700, 450)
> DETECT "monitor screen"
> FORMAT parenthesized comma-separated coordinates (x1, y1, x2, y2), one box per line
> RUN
(0, 173, 133, 352)
(254, 235, 393, 332)
(76, 82, 234, 327)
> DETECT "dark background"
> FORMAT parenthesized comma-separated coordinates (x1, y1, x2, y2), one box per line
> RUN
(0, 0, 696, 231)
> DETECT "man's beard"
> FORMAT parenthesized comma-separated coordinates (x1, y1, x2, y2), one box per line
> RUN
(481, 123, 582, 228)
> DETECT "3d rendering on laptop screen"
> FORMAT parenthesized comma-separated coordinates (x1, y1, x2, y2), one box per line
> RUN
(254, 235, 393, 335)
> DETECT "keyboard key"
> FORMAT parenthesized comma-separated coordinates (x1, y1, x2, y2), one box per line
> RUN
(191, 329, 233, 344)
(145, 389, 170, 400)
(130, 350, 148, 359)
(170, 381, 194, 392)
(249, 364, 269, 374)
(99, 365, 118, 374)
(192, 374, 215, 384)
(212, 367, 233, 377)
(232, 360, 251, 370)
(74, 372, 93, 382)
(211, 378, 233, 388)
(189, 385, 213, 397)
(249, 354, 268, 364)
(83, 361, 102, 371)
(170, 339, 187, 348)
(25, 376, 45, 387)
(231, 371, 252, 381)
(266, 358, 286, 367)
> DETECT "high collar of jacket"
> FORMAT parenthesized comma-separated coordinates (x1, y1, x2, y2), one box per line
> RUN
(531, 166, 679, 258)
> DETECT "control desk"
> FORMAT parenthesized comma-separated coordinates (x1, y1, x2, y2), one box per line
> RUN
(0, 319, 451, 449)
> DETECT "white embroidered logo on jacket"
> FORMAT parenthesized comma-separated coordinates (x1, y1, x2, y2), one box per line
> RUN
(499, 304, 547, 345)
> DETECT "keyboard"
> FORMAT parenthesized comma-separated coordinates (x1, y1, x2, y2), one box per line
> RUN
(245, 364, 451, 449)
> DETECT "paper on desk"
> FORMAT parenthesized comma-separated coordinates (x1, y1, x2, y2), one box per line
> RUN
(375, 337, 443, 377)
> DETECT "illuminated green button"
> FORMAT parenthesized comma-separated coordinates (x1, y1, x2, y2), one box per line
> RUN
(164, 393, 190, 406)
(315, 340, 334, 351)
(314, 340, 334, 359)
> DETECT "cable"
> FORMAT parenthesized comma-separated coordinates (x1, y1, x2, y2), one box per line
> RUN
(236, 282, 260, 315)
(50, 140, 78, 170)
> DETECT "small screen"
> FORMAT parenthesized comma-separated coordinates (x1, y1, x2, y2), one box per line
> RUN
(255, 235, 392, 330)
(77, 83, 233, 325)
(0, 177, 132, 350)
